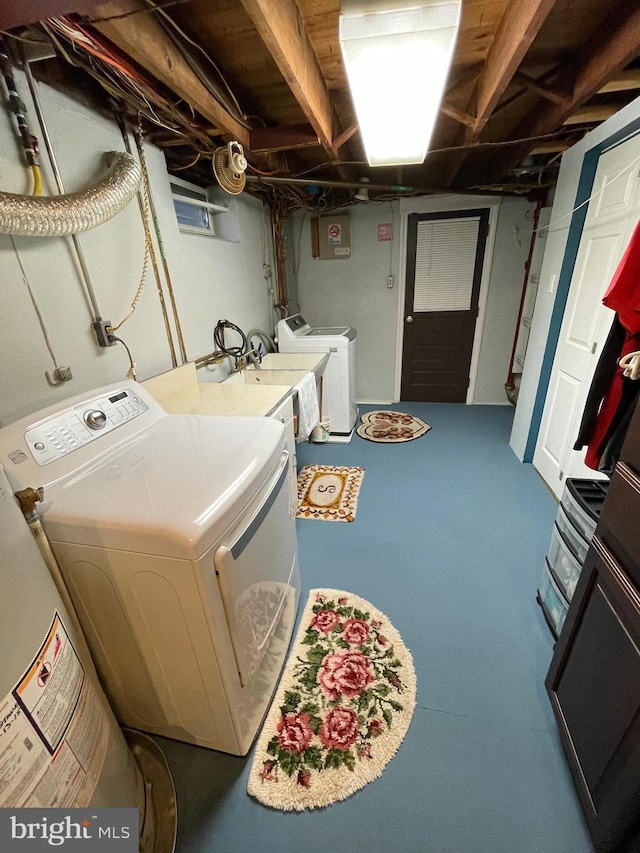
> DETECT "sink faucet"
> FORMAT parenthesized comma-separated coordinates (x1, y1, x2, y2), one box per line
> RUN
(234, 348, 262, 371)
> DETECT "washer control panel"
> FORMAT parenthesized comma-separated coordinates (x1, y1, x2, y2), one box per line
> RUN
(24, 388, 149, 465)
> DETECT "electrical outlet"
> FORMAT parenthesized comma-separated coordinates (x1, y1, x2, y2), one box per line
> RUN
(387, 275, 394, 288)
(45, 366, 73, 386)
(92, 320, 116, 347)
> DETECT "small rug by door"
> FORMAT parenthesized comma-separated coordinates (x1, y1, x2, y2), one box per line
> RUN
(296, 465, 364, 522)
(356, 410, 430, 443)
(247, 589, 416, 811)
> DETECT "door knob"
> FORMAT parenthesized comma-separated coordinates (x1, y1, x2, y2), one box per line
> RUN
(406, 315, 413, 323)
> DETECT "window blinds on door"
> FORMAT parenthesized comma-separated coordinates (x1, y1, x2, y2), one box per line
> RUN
(413, 216, 480, 312)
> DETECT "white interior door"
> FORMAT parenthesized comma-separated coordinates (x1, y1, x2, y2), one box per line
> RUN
(534, 137, 640, 497)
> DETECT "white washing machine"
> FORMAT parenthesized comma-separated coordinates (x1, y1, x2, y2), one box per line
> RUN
(0, 381, 299, 756)
(277, 314, 357, 441)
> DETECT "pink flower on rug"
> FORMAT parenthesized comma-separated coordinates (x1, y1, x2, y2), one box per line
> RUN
(297, 770, 311, 787)
(318, 650, 374, 700)
(338, 597, 348, 605)
(368, 719, 383, 737)
(377, 634, 389, 647)
(311, 609, 341, 633)
(342, 618, 370, 645)
(277, 713, 313, 754)
(371, 620, 381, 629)
(315, 593, 326, 603)
(318, 707, 359, 751)
(261, 760, 276, 781)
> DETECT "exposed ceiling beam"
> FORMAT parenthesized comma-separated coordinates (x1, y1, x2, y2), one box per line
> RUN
(490, 3, 640, 182)
(530, 139, 575, 154)
(598, 68, 640, 94)
(442, 0, 558, 187)
(563, 104, 618, 125)
(93, 0, 250, 146)
(471, 0, 559, 140)
(250, 124, 319, 154)
(237, 0, 336, 154)
(513, 71, 570, 106)
(441, 103, 476, 129)
(333, 124, 358, 151)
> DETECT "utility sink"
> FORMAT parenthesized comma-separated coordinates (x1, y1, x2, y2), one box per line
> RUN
(222, 368, 310, 388)
(257, 352, 329, 379)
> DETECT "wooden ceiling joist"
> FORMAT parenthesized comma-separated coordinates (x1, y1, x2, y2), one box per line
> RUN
(513, 71, 569, 106)
(563, 105, 618, 125)
(250, 124, 319, 153)
(598, 69, 640, 94)
(238, 0, 336, 153)
(491, 4, 640, 182)
(93, 0, 250, 146)
(470, 0, 559, 140)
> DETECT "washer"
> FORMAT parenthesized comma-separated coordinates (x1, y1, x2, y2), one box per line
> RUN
(277, 314, 357, 441)
(0, 381, 300, 756)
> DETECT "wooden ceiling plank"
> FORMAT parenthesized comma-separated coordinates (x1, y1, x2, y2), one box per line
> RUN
(472, 0, 559, 139)
(491, 4, 640, 181)
(562, 105, 619, 125)
(598, 69, 640, 94)
(513, 71, 569, 106)
(93, 0, 250, 146)
(251, 124, 320, 153)
(238, 0, 336, 150)
(333, 124, 358, 150)
(441, 103, 476, 128)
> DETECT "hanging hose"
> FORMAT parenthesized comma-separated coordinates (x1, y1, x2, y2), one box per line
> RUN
(214, 319, 247, 359)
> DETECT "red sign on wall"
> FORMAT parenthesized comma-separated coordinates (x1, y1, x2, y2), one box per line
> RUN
(378, 223, 393, 241)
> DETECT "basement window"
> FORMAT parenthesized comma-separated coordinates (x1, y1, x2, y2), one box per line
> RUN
(170, 177, 227, 237)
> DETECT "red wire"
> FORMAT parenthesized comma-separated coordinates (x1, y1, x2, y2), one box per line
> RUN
(247, 162, 282, 177)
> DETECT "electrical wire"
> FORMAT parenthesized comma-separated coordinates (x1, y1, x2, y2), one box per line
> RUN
(109, 334, 137, 379)
(10, 235, 58, 368)
(31, 164, 42, 195)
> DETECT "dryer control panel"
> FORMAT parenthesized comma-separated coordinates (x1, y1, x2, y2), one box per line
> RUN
(23, 388, 148, 466)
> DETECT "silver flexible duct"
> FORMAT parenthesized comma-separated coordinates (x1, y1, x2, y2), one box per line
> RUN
(0, 151, 141, 237)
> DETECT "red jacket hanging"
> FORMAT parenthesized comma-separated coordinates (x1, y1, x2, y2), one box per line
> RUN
(574, 221, 640, 470)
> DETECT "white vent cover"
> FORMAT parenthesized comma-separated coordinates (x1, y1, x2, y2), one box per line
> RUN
(413, 216, 480, 312)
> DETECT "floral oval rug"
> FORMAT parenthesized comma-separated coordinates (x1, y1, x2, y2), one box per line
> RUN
(247, 589, 416, 811)
(356, 411, 430, 443)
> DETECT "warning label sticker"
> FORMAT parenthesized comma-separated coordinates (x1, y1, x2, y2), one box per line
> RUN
(0, 613, 110, 808)
(328, 223, 342, 243)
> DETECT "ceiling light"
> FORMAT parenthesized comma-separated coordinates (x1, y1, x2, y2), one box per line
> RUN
(339, 0, 461, 168)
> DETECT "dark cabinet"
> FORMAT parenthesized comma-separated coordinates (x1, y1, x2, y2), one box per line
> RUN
(546, 406, 640, 853)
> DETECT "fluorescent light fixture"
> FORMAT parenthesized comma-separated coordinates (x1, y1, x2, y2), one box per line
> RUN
(339, 0, 461, 167)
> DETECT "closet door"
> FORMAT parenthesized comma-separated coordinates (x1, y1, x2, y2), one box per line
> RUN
(533, 138, 640, 497)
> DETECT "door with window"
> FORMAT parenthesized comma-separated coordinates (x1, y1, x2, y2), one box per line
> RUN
(401, 209, 489, 402)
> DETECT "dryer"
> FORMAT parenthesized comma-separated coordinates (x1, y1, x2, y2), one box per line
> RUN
(277, 314, 357, 441)
(0, 381, 300, 756)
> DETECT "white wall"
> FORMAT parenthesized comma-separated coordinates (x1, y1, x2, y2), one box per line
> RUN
(0, 74, 274, 425)
(293, 202, 401, 403)
(294, 194, 535, 404)
(510, 94, 640, 460)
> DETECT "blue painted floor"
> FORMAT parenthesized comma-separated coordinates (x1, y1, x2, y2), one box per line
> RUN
(156, 403, 594, 853)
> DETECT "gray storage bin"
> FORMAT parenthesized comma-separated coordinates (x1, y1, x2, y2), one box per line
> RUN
(547, 524, 582, 600)
(538, 560, 569, 638)
(555, 504, 590, 564)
